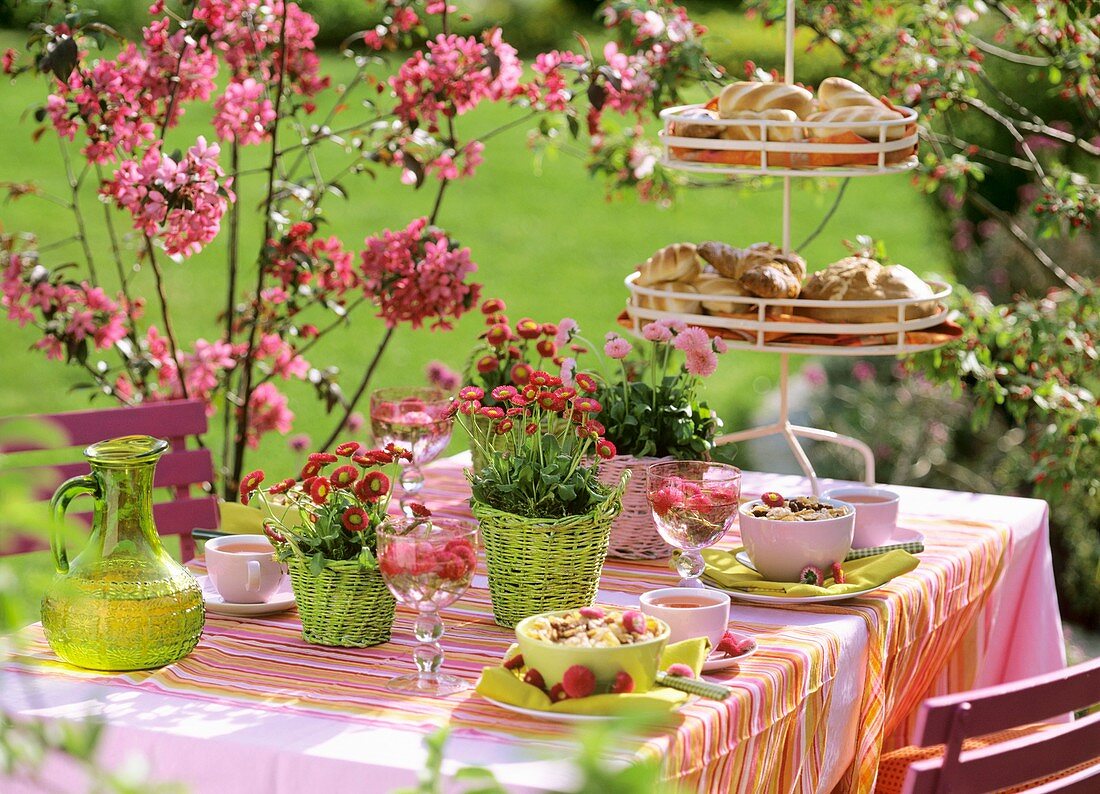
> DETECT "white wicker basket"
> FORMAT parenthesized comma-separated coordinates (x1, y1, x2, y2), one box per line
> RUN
(598, 454, 674, 560)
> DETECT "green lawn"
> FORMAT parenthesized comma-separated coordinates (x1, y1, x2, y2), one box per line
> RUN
(0, 28, 951, 623)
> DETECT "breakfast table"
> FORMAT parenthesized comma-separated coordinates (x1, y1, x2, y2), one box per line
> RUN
(1, 454, 1065, 793)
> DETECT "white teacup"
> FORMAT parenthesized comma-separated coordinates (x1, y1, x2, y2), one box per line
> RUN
(823, 487, 900, 548)
(639, 587, 730, 652)
(205, 534, 286, 604)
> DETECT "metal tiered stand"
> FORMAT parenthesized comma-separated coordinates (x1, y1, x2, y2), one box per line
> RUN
(624, 0, 952, 495)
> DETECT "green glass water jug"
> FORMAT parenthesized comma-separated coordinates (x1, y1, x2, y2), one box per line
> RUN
(41, 435, 205, 670)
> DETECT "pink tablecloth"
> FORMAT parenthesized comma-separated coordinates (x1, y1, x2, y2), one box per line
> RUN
(1, 458, 1065, 793)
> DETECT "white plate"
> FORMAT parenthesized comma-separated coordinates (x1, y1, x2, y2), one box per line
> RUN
(734, 527, 925, 572)
(704, 581, 881, 605)
(702, 634, 757, 671)
(197, 574, 296, 617)
(479, 694, 647, 723)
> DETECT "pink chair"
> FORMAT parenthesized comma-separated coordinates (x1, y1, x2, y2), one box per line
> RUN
(881, 655, 1100, 793)
(0, 400, 218, 560)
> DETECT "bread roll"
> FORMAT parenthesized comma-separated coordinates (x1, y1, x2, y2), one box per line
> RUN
(636, 243, 700, 287)
(741, 253, 805, 299)
(672, 108, 722, 139)
(693, 274, 753, 314)
(719, 109, 803, 142)
(718, 82, 814, 119)
(816, 77, 883, 110)
(635, 281, 701, 314)
(799, 256, 937, 323)
(805, 106, 907, 141)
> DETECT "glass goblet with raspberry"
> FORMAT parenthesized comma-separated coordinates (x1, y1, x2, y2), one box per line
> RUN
(377, 517, 478, 695)
(646, 461, 742, 587)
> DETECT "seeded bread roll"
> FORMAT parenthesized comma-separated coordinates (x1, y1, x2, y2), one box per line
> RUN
(635, 281, 701, 314)
(636, 243, 700, 287)
(805, 106, 907, 140)
(799, 256, 937, 322)
(816, 77, 884, 110)
(719, 109, 803, 142)
(717, 82, 814, 119)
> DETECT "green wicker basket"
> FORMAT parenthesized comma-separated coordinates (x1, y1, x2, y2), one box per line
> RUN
(287, 557, 396, 647)
(471, 472, 629, 628)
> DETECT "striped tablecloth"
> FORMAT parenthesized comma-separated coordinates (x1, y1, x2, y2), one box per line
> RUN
(1, 457, 1065, 794)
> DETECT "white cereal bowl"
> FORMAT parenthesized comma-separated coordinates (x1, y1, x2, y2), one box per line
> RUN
(738, 498, 855, 583)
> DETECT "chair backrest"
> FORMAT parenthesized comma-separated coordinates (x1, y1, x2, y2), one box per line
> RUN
(902, 655, 1100, 794)
(0, 400, 218, 560)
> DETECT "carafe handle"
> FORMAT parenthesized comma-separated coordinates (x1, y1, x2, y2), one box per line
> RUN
(49, 474, 101, 574)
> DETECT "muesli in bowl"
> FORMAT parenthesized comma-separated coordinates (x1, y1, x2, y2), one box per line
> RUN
(739, 494, 855, 582)
(513, 607, 671, 697)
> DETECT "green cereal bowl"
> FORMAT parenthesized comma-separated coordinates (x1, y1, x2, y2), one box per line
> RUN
(514, 609, 671, 694)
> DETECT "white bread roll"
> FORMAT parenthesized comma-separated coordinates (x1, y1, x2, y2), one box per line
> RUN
(693, 274, 753, 314)
(799, 256, 937, 322)
(718, 82, 814, 119)
(635, 281, 701, 314)
(636, 243, 700, 287)
(805, 106, 907, 140)
(816, 77, 883, 110)
(719, 109, 803, 142)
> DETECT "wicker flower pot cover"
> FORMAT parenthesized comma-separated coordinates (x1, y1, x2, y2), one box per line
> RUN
(471, 473, 628, 628)
(287, 557, 396, 647)
(599, 454, 675, 560)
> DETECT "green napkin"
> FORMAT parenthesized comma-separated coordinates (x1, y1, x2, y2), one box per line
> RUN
(476, 637, 708, 716)
(702, 547, 918, 597)
(218, 501, 295, 536)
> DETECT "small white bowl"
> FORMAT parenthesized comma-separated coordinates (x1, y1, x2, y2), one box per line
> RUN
(822, 487, 900, 548)
(739, 498, 855, 583)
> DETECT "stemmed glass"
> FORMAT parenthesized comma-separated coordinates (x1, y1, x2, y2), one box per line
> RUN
(646, 461, 742, 587)
(370, 387, 454, 514)
(377, 517, 478, 695)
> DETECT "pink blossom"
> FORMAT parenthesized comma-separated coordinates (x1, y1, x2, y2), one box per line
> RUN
(554, 317, 579, 348)
(359, 218, 481, 330)
(559, 357, 576, 386)
(213, 77, 276, 145)
(34, 336, 64, 361)
(425, 360, 461, 390)
(852, 361, 876, 383)
(672, 326, 710, 356)
(181, 338, 236, 397)
(712, 335, 728, 354)
(641, 321, 672, 342)
(529, 51, 585, 111)
(248, 382, 294, 447)
(1, 48, 16, 74)
(288, 433, 312, 452)
(604, 334, 633, 360)
(684, 349, 718, 377)
(802, 363, 827, 387)
(345, 412, 365, 433)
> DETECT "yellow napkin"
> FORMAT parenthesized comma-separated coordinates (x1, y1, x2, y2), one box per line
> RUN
(476, 638, 708, 716)
(217, 501, 295, 535)
(702, 547, 918, 597)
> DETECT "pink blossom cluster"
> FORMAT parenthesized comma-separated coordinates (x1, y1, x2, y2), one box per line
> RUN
(598, 42, 656, 118)
(2, 251, 136, 360)
(391, 30, 523, 132)
(101, 138, 231, 258)
(640, 319, 725, 377)
(359, 218, 482, 330)
(266, 222, 359, 304)
(425, 360, 461, 390)
(424, 141, 485, 181)
(213, 78, 276, 145)
(528, 50, 587, 111)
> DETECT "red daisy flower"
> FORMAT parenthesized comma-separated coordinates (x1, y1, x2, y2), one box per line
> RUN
(525, 422, 538, 435)
(509, 394, 530, 407)
(481, 298, 506, 315)
(269, 478, 296, 495)
(585, 419, 606, 436)
(536, 339, 557, 358)
(459, 386, 485, 401)
(341, 506, 369, 532)
(650, 485, 684, 516)
(515, 317, 541, 339)
(300, 460, 323, 479)
(331, 465, 359, 488)
(573, 396, 602, 414)
(309, 477, 332, 505)
(510, 363, 532, 385)
(357, 471, 390, 503)
(476, 354, 499, 374)
(385, 443, 414, 462)
(334, 441, 361, 457)
(491, 385, 517, 401)
(536, 392, 557, 410)
(408, 502, 432, 518)
(595, 438, 616, 459)
(308, 452, 338, 464)
(495, 418, 514, 434)
(478, 406, 506, 420)
(239, 470, 265, 504)
(486, 324, 511, 347)
(574, 373, 598, 393)
(506, 406, 525, 417)
(506, 345, 522, 359)
(528, 370, 552, 387)
(541, 322, 558, 336)
(555, 386, 577, 400)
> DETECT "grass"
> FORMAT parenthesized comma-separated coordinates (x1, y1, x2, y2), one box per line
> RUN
(0, 26, 951, 624)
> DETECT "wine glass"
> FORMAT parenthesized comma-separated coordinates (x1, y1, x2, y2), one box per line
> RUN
(377, 517, 478, 695)
(646, 461, 742, 587)
(370, 387, 454, 514)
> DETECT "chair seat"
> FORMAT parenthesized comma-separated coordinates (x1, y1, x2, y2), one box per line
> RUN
(876, 723, 1100, 794)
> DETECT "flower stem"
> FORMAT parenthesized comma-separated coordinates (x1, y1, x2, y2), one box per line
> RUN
(144, 233, 189, 401)
(318, 325, 395, 451)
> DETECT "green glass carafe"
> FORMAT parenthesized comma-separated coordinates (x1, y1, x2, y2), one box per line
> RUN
(41, 435, 205, 670)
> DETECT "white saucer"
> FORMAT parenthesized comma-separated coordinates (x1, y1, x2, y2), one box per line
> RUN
(479, 694, 683, 722)
(702, 633, 757, 671)
(734, 526, 924, 572)
(197, 574, 296, 616)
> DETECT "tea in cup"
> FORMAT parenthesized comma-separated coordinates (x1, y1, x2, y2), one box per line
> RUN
(205, 534, 286, 604)
(822, 487, 900, 548)
(639, 587, 730, 651)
